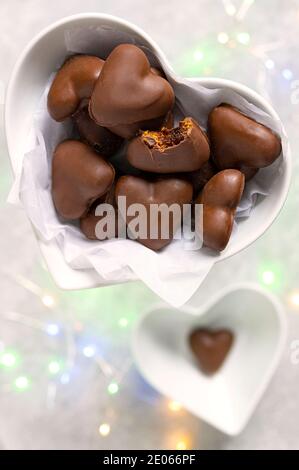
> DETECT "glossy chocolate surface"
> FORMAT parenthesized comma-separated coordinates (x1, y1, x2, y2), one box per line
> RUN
(115, 175, 193, 250)
(196, 169, 245, 251)
(48, 55, 104, 121)
(52, 140, 115, 220)
(127, 117, 210, 173)
(208, 104, 281, 170)
(189, 328, 234, 375)
(89, 44, 175, 138)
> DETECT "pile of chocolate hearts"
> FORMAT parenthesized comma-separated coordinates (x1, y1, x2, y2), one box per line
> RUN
(48, 43, 282, 252)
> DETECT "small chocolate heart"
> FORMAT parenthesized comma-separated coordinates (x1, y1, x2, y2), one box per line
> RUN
(189, 328, 234, 374)
(52, 140, 115, 220)
(115, 175, 193, 250)
(89, 44, 175, 138)
(127, 117, 210, 173)
(196, 169, 245, 251)
(208, 104, 281, 172)
(48, 55, 104, 121)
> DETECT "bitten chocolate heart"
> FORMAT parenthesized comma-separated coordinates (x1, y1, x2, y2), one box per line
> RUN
(208, 104, 281, 172)
(115, 175, 193, 251)
(196, 169, 244, 251)
(89, 44, 175, 139)
(189, 328, 234, 375)
(48, 55, 104, 121)
(52, 140, 115, 220)
(73, 102, 123, 158)
(127, 117, 210, 173)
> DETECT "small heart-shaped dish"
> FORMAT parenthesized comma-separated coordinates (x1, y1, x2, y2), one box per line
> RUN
(132, 283, 286, 435)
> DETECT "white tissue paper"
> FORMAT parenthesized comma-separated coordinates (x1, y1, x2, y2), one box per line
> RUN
(8, 26, 286, 307)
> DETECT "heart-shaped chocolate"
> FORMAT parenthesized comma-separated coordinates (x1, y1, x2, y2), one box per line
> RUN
(208, 104, 281, 172)
(52, 140, 115, 220)
(89, 44, 175, 139)
(127, 117, 210, 173)
(48, 55, 104, 121)
(73, 102, 123, 158)
(196, 169, 245, 251)
(115, 175, 193, 250)
(189, 328, 234, 375)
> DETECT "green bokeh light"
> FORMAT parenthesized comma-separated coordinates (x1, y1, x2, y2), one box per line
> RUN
(0, 349, 19, 369)
(14, 376, 30, 391)
(259, 263, 283, 291)
(48, 360, 62, 375)
(175, 41, 220, 77)
(236, 32, 251, 46)
(107, 382, 119, 395)
(118, 317, 128, 328)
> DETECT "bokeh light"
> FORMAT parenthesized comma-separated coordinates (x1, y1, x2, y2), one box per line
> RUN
(48, 360, 61, 375)
(14, 376, 30, 391)
(98, 423, 111, 437)
(107, 382, 119, 395)
(118, 317, 129, 328)
(0, 350, 18, 368)
(42, 294, 55, 308)
(262, 270, 275, 285)
(60, 372, 71, 384)
(168, 400, 182, 412)
(176, 440, 187, 450)
(236, 32, 251, 45)
(265, 59, 275, 70)
(224, 3, 236, 16)
(259, 263, 283, 291)
(288, 291, 299, 308)
(46, 323, 60, 336)
(83, 345, 96, 358)
(282, 68, 293, 80)
(193, 49, 204, 61)
(217, 32, 229, 44)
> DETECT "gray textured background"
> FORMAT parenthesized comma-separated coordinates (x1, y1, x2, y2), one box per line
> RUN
(1, 0, 299, 450)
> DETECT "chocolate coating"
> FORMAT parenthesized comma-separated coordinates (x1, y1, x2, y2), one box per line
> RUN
(189, 328, 234, 375)
(52, 140, 115, 220)
(208, 104, 281, 171)
(115, 175, 193, 250)
(48, 55, 104, 122)
(242, 167, 259, 181)
(73, 103, 123, 158)
(106, 113, 173, 140)
(127, 117, 210, 173)
(80, 185, 125, 240)
(187, 160, 217, 196)
(89, 44, 175, 138)
(196, 169, 245, 251)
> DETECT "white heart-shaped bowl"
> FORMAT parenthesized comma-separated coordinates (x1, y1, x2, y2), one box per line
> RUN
(5, 13, 291, 290)
(132, 283, 287, 435)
